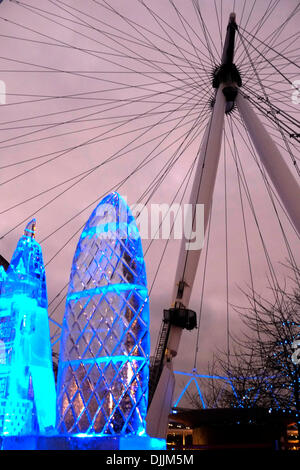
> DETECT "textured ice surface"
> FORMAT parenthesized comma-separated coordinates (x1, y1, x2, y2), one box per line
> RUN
(0, 225, 56, 436)
(57, 193, 150, 436)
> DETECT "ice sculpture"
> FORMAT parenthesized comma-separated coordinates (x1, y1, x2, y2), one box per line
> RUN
(0, 220, 56, 436)
(57, 192, 150, 436)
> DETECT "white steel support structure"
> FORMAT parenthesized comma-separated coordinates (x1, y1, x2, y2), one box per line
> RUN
(236, 92, 300, 234)
(146, 13, 300, 439)
(171, 86, 226, 310)
(146, 88, 226, 438)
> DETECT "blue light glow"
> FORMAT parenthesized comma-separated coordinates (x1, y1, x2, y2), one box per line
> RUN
(173, 371, 240, 409)
(81, 221, 140, 240)
(57, 192, 150, 437)
(0, 224, 56, 436)
(62, 355, 147, 368)
(173, 377, 206, 409)
(1, 433, 166, 450)
(66, 284, 148, 301)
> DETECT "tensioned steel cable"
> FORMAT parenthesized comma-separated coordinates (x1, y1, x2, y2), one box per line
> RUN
(238, 25, 300, 70)
(1, 96, 205, 238)
(48, 112, 206, 326)
(231, 110, 300, 237)
(231, 114, 300, 282)
(237, 2, 300, 86)
(148, 157, 198, 296)
(0, 106, 205, 221)
(48, 143, 200, 343)
(223, 127, 230, 368)
(0, 90, 199, 153)
(9, 0, 209, 83)
(237, 30, 300, 177)
(41, 109, 210, 255)
(226, 117, 281, 294)
(44, 106, 210, 262)
(42, 91, 211, 306)
(0, 75, 201, 190)
(50, 0, 205, 90)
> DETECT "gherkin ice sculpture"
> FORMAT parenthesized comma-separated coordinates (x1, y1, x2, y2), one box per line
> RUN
(57, 192, 150, 436)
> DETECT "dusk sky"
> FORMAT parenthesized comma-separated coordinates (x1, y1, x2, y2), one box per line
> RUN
(0, 0, 299, 404)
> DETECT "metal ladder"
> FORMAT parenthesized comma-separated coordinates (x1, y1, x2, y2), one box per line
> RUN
(148, 318, 171, 408)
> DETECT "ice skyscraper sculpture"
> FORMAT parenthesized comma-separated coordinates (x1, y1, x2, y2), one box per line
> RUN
(0, 220, 56, 436)
(57, 193, 150, 436)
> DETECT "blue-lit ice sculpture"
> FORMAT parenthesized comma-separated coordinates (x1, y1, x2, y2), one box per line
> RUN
(57, 193, 150, 437)
(0, 220, 56, 436)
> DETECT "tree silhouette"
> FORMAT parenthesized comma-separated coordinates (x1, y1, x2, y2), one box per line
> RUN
(189, 265, 300, 436)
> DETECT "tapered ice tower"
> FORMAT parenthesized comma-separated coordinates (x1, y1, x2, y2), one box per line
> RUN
(0, 220, 56, 436)
(57, 193, 150, 436)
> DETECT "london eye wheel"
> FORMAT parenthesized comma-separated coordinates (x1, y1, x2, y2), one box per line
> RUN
(0, 0, 299, 411)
